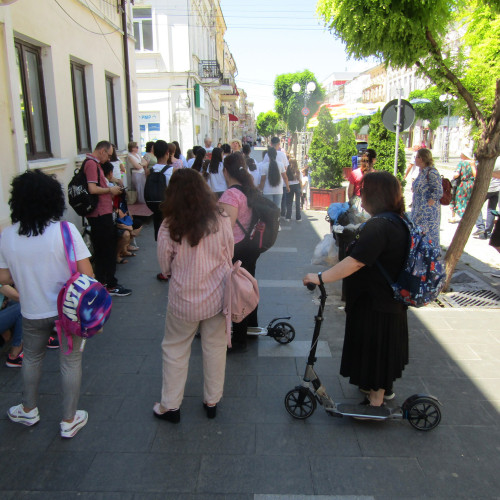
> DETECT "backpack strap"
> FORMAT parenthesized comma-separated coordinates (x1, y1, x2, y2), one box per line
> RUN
(228, 185, 254, 239)
(60, 221, 78, 276)
(160, 165, 169, 174)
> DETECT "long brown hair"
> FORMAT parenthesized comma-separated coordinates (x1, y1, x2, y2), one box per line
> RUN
(361, 171, 405, 216)
(286, 158, 300, 182)
(161, 168, 220, 246)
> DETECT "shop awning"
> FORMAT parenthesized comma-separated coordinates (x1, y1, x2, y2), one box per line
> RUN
(307, 102, 386, 128)
(228, 113, 239, 122)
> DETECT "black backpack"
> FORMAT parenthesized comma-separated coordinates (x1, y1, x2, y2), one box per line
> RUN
(68, 159, 100, 217)
(231, 185, 280, 253)
(144, 165, 169, 211)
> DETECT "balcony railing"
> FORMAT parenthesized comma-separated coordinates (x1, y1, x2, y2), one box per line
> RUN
(199, 60, 222, 79)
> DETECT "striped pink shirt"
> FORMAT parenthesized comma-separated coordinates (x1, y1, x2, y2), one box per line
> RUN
(157, 213, 234, 321)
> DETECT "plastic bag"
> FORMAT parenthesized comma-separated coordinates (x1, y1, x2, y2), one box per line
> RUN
(311, 234, 339, 266)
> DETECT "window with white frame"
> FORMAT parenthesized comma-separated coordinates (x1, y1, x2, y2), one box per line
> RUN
(70, 61, 91, 153)
(133, 7, 153, 51)
(15, 39, 51, 159)
(105, 75, 117, 146)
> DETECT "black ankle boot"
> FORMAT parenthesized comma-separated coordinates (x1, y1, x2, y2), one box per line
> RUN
(203, 403, 217, 419)
(153, 407, 180, 423)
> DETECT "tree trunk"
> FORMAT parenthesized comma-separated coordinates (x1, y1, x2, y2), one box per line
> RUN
(443, 154, 496, 290)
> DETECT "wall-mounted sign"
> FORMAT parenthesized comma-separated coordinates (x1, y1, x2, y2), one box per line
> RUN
(139, 112, 160, 123)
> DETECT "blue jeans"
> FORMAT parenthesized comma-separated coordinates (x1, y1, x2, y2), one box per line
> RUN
(475, 191, 499, 234)
(264, 193, 282, 210)
(286, 184, 302, 220)
(0, 301, 22, 347)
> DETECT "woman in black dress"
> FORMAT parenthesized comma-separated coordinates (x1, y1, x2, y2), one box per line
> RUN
(303, 171, 408, 407)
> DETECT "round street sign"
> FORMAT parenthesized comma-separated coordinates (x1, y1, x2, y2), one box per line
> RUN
(301, 107, 310, 117)
(381, 99, 415, 133)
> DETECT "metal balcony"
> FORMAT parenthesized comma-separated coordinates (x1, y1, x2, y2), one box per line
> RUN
(199, 60, 222, 79)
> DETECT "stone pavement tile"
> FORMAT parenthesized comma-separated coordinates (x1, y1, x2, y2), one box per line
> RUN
(255, 496, 374, 500)
(226, 354, 297, 376)
(0, 419, 58, 452)
(48, 419, 156, 453)
(430, 343, 482, 360)
(449, 359, 500, 379)
(469, 342, 500, 361)
(83, 372, 159, 398)
(423, 329, 496, 345)
(4, 493, 133, 499)
(404, 358, 458, 378)
(0, 451, 96, 491)
(258, 340, 331, 358)
(353, 422, 467, 458)
(133, 494, 251, 500)
(409, 311, 454, 331)
(310, 456, 428, 497)
(438, 314, 498, 332)
(94, 338, 161, 356)
(454, 425, 500, 459)
(151, 422, 256, 455)
(418, 455, 500, 498)
(197, 455, 315, 495)
(82, 353, 147, 374)
(421, 375, 498, 402)
(256, 422, 360, 456)
(81, 452, 200, 493)
(428, 398, 496, 426)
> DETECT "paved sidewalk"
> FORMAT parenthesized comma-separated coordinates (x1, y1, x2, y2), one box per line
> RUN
(0, 203, 499, 498)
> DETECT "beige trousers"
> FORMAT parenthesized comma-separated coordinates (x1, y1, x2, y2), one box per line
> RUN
(161, 308, 227, 409)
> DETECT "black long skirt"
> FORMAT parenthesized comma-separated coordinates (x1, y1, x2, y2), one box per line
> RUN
(340, 300, 409, 391)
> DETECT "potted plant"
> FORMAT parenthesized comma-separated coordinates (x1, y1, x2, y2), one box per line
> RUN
(309, 111, 354, 209)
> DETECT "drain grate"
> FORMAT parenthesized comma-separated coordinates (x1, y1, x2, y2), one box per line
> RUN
(437, 289, 500, 308)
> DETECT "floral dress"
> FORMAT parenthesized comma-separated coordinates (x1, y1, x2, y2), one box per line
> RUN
(451, 161, 475, 218)
(411, 166, 443, 246)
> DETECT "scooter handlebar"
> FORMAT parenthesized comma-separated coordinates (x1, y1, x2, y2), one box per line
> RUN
(306, 282, 317, 291)
(305, 281, 327, 297)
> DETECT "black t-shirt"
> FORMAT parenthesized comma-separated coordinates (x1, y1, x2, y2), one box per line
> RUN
(345, 215, 408, 313)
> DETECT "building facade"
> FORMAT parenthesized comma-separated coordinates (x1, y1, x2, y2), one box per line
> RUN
(0, 0, 139, 228)
(133, 0, 243, 153)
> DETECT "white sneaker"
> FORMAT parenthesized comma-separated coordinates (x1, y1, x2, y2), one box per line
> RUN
(60, 410, 88, 438)
(492, 273, 500, 278)
(8, 404, 40, 426)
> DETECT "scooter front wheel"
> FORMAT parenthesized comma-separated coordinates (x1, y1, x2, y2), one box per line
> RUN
(272, 322, 296, 344)
(284, 387, 316, 419)
(406, 397, 441, 431)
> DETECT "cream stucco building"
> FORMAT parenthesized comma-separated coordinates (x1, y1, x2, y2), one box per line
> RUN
(0, 0, 139, 227)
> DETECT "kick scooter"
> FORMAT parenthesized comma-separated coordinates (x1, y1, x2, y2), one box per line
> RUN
(246, 317, 295, 344)
(284, 282, 442, 431)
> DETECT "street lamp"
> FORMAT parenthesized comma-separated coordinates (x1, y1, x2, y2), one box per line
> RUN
(292, 81, 316, 168)
(439, 94, 457, 163)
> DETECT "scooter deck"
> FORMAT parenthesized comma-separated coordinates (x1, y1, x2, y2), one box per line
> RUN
(336, 403, 393, 419)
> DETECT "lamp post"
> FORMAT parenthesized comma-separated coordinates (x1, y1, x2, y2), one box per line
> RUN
(292, 81, 316, 168)
(439, 94, 457, 163)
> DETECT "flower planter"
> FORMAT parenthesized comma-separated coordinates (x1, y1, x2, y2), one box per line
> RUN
(309, 187, 346, 210)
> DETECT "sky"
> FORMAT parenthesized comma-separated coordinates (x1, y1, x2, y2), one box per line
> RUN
(219, 0, 377, 116)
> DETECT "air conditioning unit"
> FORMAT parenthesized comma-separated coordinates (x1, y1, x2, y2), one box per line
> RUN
(222, 78, 230, 86)
(220, 106, 226, 115)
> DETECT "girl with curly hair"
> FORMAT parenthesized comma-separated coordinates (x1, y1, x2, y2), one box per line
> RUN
(154, 168, 234, 422)
(0, 169, 92, 438)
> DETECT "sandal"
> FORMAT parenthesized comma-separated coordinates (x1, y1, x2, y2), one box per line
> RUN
(123, 252, 137, 257)
(127, 246, 139, 252)
(157, 273, 169, 282)
(116, 258, 129, 264)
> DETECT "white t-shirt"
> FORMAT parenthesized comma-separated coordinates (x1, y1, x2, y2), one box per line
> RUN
(207, 162, 227, 193)
(0, 221, 91, 319)
(249, 167, 261, 187)
(262, 149, 289, 167)
(151, 163, 174, 186)
(260, 159, 285, 195)
(187, 158, 195, 168)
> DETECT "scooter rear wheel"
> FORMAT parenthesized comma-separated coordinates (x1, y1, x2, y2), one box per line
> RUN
(284, 387, 316, 419)
(406, 397, 441, 431)
(272, 322, 295, 344)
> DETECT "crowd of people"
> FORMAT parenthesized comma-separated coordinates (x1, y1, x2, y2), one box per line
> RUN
(1, 133, 499, 436)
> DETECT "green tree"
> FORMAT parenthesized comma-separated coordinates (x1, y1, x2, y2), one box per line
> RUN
(309, 107, 343, 188)
(337, 119, 357, 168)
(368, 111, 407, 181)
(273, 70, 325, 156)
(256, 111, 280, 140)
(317, 0, 500, 289)
(350, 115, 372, 135)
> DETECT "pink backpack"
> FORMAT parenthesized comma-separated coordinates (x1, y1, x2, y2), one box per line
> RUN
(222, 261, 260, 347)
(55, 222, 112, 354)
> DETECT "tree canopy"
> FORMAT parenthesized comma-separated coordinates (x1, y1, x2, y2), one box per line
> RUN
(274, 70, 325, 132)
(317, 0, 500, 290)
(255, 111, 280, 139)
(409, 87, 450, 130)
